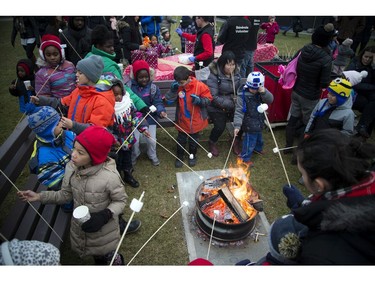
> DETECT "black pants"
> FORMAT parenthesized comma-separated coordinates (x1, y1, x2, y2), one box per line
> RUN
(116, 149, 133, 171)
(208, 111, 232, 143)
(176, 131, 199, 157)
(353, 90, 375, 134)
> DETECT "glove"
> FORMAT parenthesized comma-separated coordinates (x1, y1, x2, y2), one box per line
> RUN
(170, 81, 179, 93)
(139, 106, 149, 115)
(282, 184, 305, 209)
(191, 94, 201, 105)
(175, 28, 183, 36)
(188, 56, 196, 63)
(81, 209, 112, 233)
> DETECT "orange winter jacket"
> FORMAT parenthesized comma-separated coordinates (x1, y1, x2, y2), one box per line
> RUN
(175, 77, 213, 134)
(61, 85, 115, 127)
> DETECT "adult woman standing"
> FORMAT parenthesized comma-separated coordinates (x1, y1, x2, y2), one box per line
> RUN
(206, 51, 241, 157)
(345, 45, 375, 139)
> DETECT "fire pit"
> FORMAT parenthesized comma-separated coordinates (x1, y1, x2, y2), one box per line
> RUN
(195, 173, 262, 242)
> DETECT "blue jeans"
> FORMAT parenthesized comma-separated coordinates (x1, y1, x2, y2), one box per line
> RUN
(240, 132, 263, 161)
(240, 50, 255, 78)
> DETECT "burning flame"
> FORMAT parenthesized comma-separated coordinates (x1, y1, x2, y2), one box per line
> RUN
(198, 158, 259, 224)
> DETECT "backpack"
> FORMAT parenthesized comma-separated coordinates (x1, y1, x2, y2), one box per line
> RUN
(278, 51, 301, 90)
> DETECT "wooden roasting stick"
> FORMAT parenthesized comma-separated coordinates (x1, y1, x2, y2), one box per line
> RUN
(218, 186, 250, 222)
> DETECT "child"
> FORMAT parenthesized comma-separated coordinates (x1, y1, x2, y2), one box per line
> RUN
(304, 78, 355, 137)
(9, 58, 35, 112)
(35, 34, 76, 98)
(233, 71, 274, 167)
(0, 239, 60, 265)
(25, 103, 75, 211)
(18, 125, 128, 265)
(260, 16, 280, 44)
(148, 34, 171, 58)
(127, 60, 167, 166)
(31, 55, 115, 135)
(332, 38, 355, 76)
(110, 78, 150, 188)
(159, 27, 175, 58)
(165, 66, 213, 168)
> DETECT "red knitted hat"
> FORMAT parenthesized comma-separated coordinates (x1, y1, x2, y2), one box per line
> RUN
(132, 60, 150, 78)
(188, 258, 213, 266)
(40, 34, 62, 57)
(75, 126, 116, 165)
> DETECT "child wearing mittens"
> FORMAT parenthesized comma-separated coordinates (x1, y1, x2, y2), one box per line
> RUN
(9, 58, 35, 112)
(165, 66, 213, 168)
(233, 71, 274, 167)
(18, 125, 128, 265)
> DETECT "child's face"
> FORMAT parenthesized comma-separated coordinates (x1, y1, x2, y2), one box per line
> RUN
(136, 70, 150, 87)
(327, 92, 338, 105)
(71, 141, 91, 168)
(98, 39, 115, 55)
(163, 32, 170, 41)
(44, 46, 61, 66)
(113, 85, 123, 102)
(76, 70, 90, 85)
(150, 36, 158, 46)
(17, 66, 26, 79)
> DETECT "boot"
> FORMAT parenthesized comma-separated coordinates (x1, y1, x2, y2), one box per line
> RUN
(123, 169, 139, 188)
(175, 155, 184, 168)
(232, 138, 241, 155)
(208, 140, 219, 157)
(282, 30, 287, 36)
(119, 215, 142, 235)
(188, 155, 197, 167)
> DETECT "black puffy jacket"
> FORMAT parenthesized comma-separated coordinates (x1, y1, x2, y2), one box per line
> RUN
(293, 44, 332, 100)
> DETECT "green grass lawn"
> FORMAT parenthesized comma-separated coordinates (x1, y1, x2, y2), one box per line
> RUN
(1, 16, 311, 265)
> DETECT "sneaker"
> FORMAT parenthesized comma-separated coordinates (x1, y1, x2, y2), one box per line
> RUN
(151, 158, 160, 166)
(237, 157, 254, 168)
(175, 158, 183, 168)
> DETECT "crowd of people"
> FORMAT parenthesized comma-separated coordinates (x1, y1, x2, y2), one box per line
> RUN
(5, 16, 375, 265)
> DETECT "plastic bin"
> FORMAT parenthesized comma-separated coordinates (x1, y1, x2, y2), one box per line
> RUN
(255, 61, 292, 125)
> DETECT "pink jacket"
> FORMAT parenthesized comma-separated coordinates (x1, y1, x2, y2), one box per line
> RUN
(260, 22, 280, 43)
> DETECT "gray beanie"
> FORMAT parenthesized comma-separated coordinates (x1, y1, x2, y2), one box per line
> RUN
(77, 55, 104, 83)
(0, 239, 60, 265)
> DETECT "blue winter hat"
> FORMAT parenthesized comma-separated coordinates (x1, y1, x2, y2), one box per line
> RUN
(25, 103, 60, 142)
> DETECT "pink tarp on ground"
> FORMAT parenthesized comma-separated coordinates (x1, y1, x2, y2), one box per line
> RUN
(124, 44, 278, 81)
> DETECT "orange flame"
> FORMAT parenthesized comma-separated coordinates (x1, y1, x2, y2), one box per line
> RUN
(198, 159, 259, 224)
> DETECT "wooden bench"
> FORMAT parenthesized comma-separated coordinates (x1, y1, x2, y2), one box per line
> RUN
(0, 118, 71, 250)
